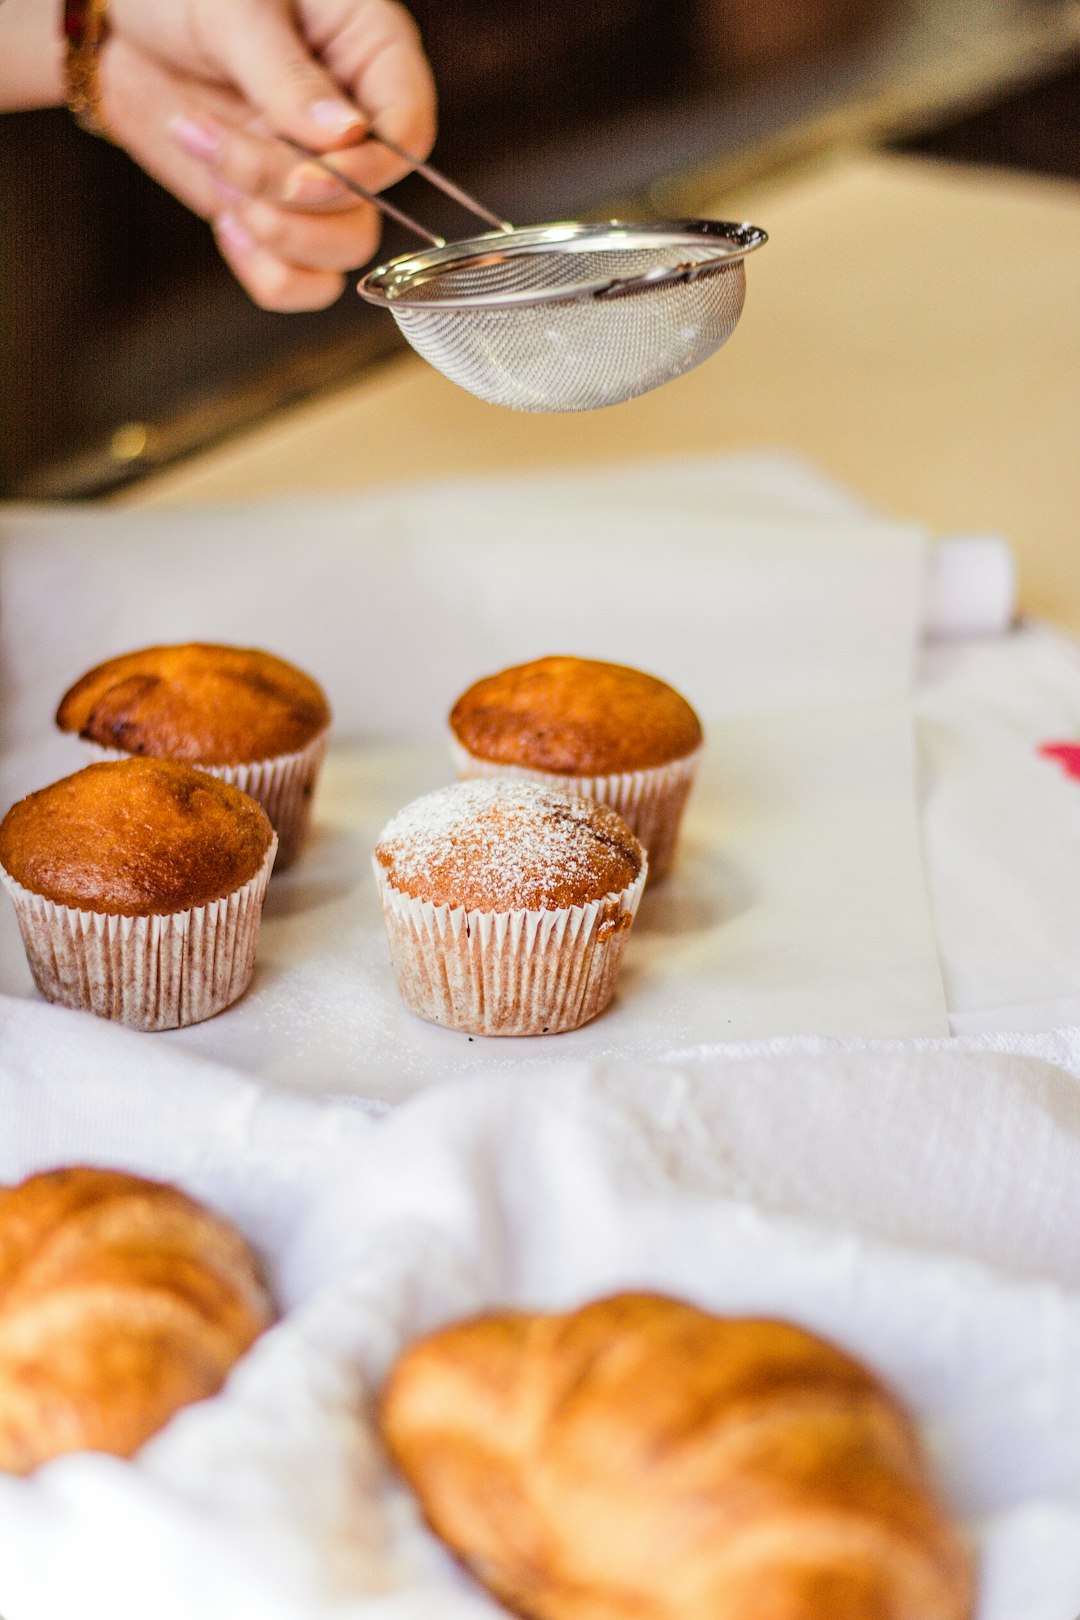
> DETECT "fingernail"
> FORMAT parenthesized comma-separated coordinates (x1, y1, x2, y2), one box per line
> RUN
(215, 212, 257, 256)
(168, 114, 221, 163)
(283, 163, 345, 205)
(213, 177, 248, 206)
(308, 99, 366, 136)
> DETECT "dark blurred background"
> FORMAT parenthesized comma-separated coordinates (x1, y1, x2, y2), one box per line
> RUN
(2, 0, 1078, 499)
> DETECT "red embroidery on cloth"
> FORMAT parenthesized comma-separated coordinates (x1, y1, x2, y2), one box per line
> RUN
(1039, 742, 1080, 780)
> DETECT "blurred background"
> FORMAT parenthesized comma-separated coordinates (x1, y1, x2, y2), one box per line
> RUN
(2, 0, 1078, 500)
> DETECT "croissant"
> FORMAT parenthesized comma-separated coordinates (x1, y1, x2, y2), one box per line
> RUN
(0, 1166, 273, 1474)
(380, 1292, 975, 1620)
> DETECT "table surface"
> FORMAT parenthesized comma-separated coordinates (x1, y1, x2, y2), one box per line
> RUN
(130, 150, 1080, 633)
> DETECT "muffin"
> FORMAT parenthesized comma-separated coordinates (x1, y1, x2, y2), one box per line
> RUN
(449, 656, 702, 882)
(0, 758, 276, 1030)
(382, 1293, 975, 1620)
(56, 643, 330, 869)
(373, 779, 646, 1036)
(0, 1166, 274, 1474)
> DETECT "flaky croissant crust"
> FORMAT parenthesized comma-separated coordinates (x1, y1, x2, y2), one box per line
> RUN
(0, 1166, 273, 1474)
(380, 1292, 975, 1620)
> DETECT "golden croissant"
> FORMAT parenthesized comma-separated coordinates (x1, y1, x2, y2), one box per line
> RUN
(380, 1292, 975, 1620)
(0, 1166, 273, 1473)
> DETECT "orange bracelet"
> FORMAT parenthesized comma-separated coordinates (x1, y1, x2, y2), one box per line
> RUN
(63, 0, 111, 138)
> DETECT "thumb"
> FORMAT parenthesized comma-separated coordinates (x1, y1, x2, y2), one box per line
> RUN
(206, 0, 367, 148)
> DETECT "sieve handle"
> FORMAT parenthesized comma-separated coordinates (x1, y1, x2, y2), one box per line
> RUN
(371, 133, 512, 234)
(595, 254, 750, 299)
(279, 135, 512, 248)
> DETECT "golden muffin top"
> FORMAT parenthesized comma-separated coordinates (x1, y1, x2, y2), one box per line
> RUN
(56, 643, 330, 765)
(375, 779, 645, 912)
(449, 656, 703, 777)
(0, 758, 274, 915)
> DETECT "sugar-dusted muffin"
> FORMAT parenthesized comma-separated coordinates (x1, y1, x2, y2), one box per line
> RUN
(56, 643, 330, 869)
(0, 1166, 274, 1474)
(449, 656, 703, 882)
(373, 778, 647, 1037)
(0, 758, 276, 1029)
(382, 1293, 976, 1620)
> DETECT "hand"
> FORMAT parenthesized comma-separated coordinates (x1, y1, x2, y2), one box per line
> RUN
(98, 0, 437, 310)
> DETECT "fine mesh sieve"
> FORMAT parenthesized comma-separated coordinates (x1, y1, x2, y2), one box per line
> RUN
(287, 136, 767, 413)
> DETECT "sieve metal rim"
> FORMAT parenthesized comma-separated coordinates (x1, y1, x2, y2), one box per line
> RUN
(357, 219, 767, 311)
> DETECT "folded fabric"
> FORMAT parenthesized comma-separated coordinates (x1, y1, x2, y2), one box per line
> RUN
(1, 996, 1079, 1620)
(919, 625, 1080, 1030)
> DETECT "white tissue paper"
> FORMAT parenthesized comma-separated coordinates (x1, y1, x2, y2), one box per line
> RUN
(0, 454, 955, 1095)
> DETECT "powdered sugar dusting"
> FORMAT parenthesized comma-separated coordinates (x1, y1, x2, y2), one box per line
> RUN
(375, 779, 644, 912)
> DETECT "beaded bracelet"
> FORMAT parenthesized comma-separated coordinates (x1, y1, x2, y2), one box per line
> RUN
(63, 0, 111, 138)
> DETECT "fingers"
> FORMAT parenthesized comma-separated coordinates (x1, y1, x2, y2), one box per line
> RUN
(96, 0, 442, 314)
(169, 108, 343, 208)
(189, 0, 369, 151)
(167, 105, 415, 209)
(223, 195, 382, 274)
(188, 0, 438, 164)
(100, 40, 227, 221)
(165, 100, 390, 280)
(214, 215, 346, 311)
(100, 41, 358, 310)
(315, 0, 438, 159)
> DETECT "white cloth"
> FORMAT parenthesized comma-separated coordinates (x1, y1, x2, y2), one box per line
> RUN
(922, 535, 1015, 642)
(1, 998, 1080, 1620)
(0, 455, 1074, 1619)
(918, 626, 1080, 1031)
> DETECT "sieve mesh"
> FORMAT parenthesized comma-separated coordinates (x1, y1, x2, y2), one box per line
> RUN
(360, 223, 764, 412)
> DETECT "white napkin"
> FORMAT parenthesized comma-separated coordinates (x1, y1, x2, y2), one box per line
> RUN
(918, 625, 1080, 1031)
(1, 997, 1079, 1620)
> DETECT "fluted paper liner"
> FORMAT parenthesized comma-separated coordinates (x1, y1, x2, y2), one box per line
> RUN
(0, 836, 276, 1031)
(449, 738, 700, 884)
(374, 859, 647, 1037)
(86, 731, 327, 871)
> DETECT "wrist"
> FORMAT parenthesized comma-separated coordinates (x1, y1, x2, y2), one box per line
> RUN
(0, 0, 66, 110)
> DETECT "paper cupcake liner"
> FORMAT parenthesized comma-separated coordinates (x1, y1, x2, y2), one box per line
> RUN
(449, 739, 700, 884)
(374, 860, 647, 1038)
(84, 732, 327, 871)
(0, 837, 276, 1032)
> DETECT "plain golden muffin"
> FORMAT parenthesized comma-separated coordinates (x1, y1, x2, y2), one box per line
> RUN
(56, 642, 330, 766)
(0, 1166, 274, 1474)
(381, 1293, 975, 1620)
(0, 758, 274, 916)
(449, 655, 702, 776)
